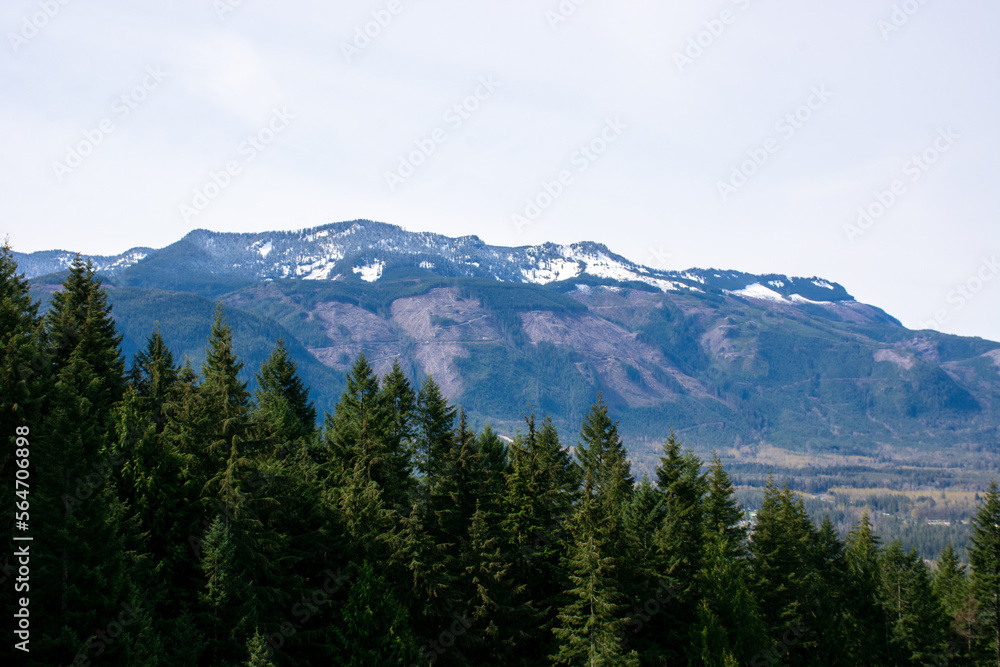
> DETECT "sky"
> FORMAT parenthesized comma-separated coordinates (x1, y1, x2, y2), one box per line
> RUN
(1, 0, 998, 341)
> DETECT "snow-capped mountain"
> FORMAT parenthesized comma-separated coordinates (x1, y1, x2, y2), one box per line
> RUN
(14, 219, 1000, 473)
(13, 219, 855, 305)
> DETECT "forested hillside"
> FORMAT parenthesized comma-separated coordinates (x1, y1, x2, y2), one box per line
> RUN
(19, 222, 1000, 497)
(7, 250, 1000, 666)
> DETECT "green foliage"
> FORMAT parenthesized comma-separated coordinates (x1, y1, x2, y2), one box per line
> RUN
(12, 246, 1000, 666)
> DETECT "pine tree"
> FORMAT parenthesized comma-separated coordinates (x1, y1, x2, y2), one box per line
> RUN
(935, 542, 977, 664)
(244, 628, 276, 667)
(380, 358, 417, 504)
(843, 512, 886, 666)
(879, 541, 949, 664)
(30, 257, 135, 663)
(749, 481, 820, 664)
(0, 243, 43, 625)
(45, 256, 126, 415)
(703, 454, 746, 555)
(128, 325, 178, 411)
(333, 562, 419, 666)
(552, 468, 639, 667)
(415, 375, 457, 482)
(551, 397, 638, 666)
(253, 337, 316, 443)
(649, 432, 706, 660)
(970, 481, 1000, 665)
(501, 413, 578, 661)
(811, 514, 852, 667)
(693, 530, 766, 665)
(193, 305, 253, 507)
(0, 240, 41, 448)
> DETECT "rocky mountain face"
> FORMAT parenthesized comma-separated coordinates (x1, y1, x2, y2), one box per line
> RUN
(18, 220, 1000, 480)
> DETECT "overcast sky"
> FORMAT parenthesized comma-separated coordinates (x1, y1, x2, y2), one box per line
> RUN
(2, 0, 998, 341)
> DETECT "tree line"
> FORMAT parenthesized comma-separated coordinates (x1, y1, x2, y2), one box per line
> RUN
(5, 249, 1000, 666)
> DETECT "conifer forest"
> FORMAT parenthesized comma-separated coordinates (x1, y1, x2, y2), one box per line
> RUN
(8, 249, 1000, 667)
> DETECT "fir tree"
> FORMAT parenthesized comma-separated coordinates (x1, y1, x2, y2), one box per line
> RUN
(415, 374, 457, 481)
(970, 481, 1000, 665)
(334, 562, 420, 666)
(934, 542, 977, 665)
(30, 257, 135, 663)
(879, 541, 949, 664)
(551, 397, 638, 666)
(128, 325, 179, 412)
(0, 240, 41, 446)
(253, 337, 316, 443)
(749, 481, 821, 664)
(552, 468, 639, 667)
(650, 432, 706, 660)
(703, 454, 746, 556)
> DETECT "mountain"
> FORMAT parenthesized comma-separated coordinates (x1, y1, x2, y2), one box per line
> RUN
(18, 220, 1000, 485)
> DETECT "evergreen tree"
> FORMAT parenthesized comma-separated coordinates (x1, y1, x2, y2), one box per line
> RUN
(0, 240, 41, 450)
(502, 413, 578, 661)
(45, 256, 125, 415)
(694, 530, 766, 665)
(703, 453, 746, 555)
(935, 542, 977, 664)
(379, 359, 418, 507)
(811, 514, 852, 667)
(333, 562, 419, 666)
(843, 512, 886, 666)
(128, 325, 179, 412)
(879, 541, 949, 664)
(30, 257, 135, 663)
(749, 481, 820, 664)
(244, 629, 276, 667)
(552, 467, 639, 667)
(415, 374, 457, 482)
(191, 305, 253, 507)
(970, 481, 1000, 665)
(253, 337, 316, 443)
(551, 397, 638, 666)
(649, 432, 706, 660)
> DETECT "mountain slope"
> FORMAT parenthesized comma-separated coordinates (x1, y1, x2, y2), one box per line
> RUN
(19, 220, 1000, 483)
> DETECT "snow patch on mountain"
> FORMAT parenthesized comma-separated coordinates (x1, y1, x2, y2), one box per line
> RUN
(299, 258, 338, 280)
(353, 260, 384, 282)
(521, 258, 583, 284)
(728, 283, 787, 303)
(790, 294, 823, 305)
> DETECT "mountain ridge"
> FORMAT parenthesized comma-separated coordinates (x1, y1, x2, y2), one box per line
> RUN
(18, 220, 1000, 487)
(14, 219, 860, 307)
